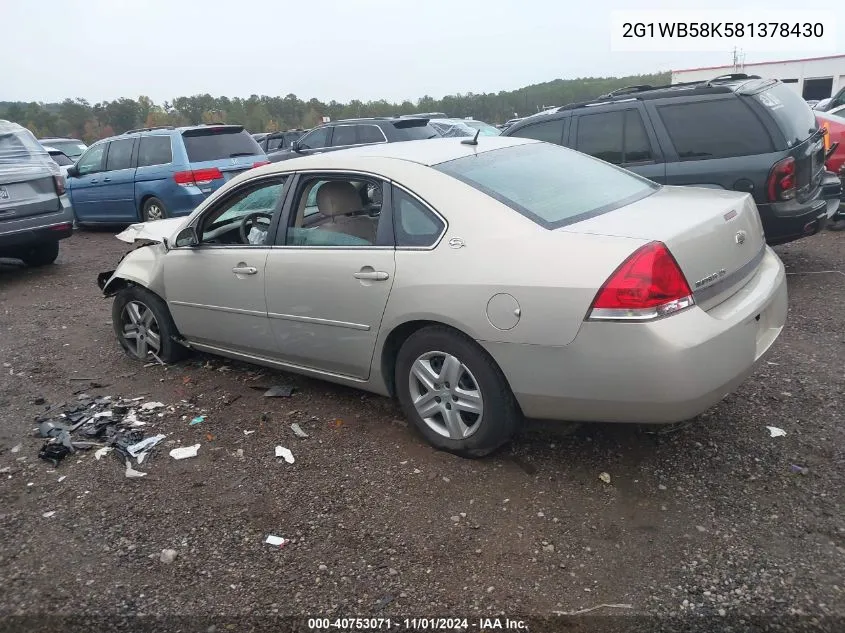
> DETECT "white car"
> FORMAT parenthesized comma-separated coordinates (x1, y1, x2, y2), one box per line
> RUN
(98, 137, 787, 456)
(42, 146, 73, 177)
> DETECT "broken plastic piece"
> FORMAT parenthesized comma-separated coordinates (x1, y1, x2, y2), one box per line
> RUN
(39, 442, 70, 466)
(136, 452, 150, 465)
(94, 446, 113, 461)
(264, 385, 294, 398)
(38, 420, 70, 438)
(140, 401, 165, 411)
(124, 460, 147, 478)
(598, 472, 611, 484)
(766, 426, 787, 438)
(275, 446, 295, 464)
(190, 415, 205, 425)
(243, 430, 255, 436)
(11, 443, 22, 453)
(265, 535, 288, 547)
(290, 423, 309, 438)
(127, 434, 166, 457)
(169, 444, 200, 460)
(42, 511, 56, 518)
(790, 464, 809, 475)
(93, 410, 113, 418)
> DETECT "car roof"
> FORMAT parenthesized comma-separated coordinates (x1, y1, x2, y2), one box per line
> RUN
(37, 136, 83, 142)
(274, 136, 535, 168)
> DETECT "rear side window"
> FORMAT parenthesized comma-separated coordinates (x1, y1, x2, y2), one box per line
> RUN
(576, 112, 624, 163)
(753, 83, 818, 147)
(182, 128, 262, 163)
(435, 142, 657, 229)
(137, 136, 172, 167)
(332, 125, 358, 147)
(393, 187, 445, 247)
(49, 152, 73, 166)
(657, 99, 774, 160)
(298, 127, 330, 150)
(105, 139, 134, 171)
(359, 125, 386, 144)
(511, 119, 564, 144)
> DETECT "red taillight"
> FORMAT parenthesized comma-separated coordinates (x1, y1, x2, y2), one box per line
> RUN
(53, 175, 66, 196)
(766, 157, 796, 202)
(252, 160, 270, 168)
(173, 168, 223, 187)
(49, 222, 72, 232)
(588, 241, 694, 321)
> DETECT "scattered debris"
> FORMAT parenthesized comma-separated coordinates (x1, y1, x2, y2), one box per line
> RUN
(127, 434, 166, 458)
(42, 511, 56, 518)
(766, 426, 787, 438)
(790, 464, 810, 475)
(170, 444, 200, 460)
(11, 443, 22, 453)
(140, 401, 165, 411)
(598, 472, 612, 484)
(264, 385, 295, 398)
(243, 430, 255, 436)
(57, 476, 66, 483)
(265, 535, 287, 547)
(124, 460, 147, 478)
(39, 443, 70, 466)
(275, 446, 295, 464)
(159, 549, 178, 564)
(189, 416, 206, 425)
(290, 423, 309, 438)
(94, 447, 113, 461)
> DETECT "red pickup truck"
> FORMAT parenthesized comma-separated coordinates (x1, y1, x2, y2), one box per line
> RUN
(816, 110, 845, 228)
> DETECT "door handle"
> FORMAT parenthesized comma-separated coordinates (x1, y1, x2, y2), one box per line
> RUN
(103, 177, 112, 182)
(353, 271, 389, 281)
(90, 179, 98, 184)
(232, 266, 258, 275)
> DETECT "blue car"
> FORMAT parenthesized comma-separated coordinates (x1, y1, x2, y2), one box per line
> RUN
(67, 124, 268, 224)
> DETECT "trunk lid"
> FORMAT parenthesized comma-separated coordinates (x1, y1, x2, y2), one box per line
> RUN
(563, 186, 767, 311)
(181, 126, 267, 192)
(0, 124, 62, 221)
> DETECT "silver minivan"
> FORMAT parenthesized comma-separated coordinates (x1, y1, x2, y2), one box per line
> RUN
(0, 121, 74, 266)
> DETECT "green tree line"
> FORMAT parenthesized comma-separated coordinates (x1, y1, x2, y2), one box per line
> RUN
(0, 72, 669, 143)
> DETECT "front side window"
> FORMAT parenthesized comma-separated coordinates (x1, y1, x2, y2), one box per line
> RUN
(199, 178, 287, 245)
(105, 138, 134, 171)
(393, 187, 445, 247)
(137, 136, 173, 167)
(657, 99, 775, 159)
(286, 176, 386, 247)
(298, 127, 330, 150)
(510, 119, 565, 145)
(76, 144, 107, 175)
(435, 142, 657, 229)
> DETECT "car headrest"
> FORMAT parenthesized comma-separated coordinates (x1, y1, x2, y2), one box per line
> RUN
(316, 181, 361, 217)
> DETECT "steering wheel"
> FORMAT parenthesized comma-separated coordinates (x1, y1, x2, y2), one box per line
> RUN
(239, 212, 273, 244)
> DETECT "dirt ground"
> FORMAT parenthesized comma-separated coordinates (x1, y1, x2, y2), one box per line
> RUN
(0, 228, 843, 632)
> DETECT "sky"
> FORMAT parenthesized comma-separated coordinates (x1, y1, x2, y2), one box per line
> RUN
(2, 0, 842, 105)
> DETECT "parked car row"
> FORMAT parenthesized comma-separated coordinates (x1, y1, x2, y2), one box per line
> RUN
(502, 74, 838, 246)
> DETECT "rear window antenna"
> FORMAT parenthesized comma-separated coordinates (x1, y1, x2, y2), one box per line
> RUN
(461, 129, 480, 145)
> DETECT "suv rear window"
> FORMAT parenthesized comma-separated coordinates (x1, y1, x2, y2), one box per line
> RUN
(182, 127, 262, 163)
(656, 98, 774, 160)
(391, 120, 439, 141)
(753, 82, 818, 147)
(435, 142, 657, 229)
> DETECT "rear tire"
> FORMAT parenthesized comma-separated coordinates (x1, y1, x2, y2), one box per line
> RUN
(112, 285, 188, 364)
(395, 326, 520, 457)
(19, 241, 59, 267)
(142, 197, 167, 222)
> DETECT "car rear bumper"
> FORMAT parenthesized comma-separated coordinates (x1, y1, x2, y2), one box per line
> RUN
(0, 206, 75, 251)
(757, 196, 828, 245)
(482, 246, 787, 423)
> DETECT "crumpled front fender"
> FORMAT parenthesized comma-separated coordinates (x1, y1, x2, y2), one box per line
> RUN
(98, 242, 168, 298)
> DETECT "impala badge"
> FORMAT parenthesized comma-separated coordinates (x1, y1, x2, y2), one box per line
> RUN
(735, 230, 747, 245)
(695, 269, 727, 289)
(448, 237, 465, 249)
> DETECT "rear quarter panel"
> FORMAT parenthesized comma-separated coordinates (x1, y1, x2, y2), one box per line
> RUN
(368, 161, 647, 347)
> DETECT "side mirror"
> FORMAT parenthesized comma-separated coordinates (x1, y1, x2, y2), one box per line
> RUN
(66, 165, 79, 178)
(290, 140, 302, 153)
(174, 226, 199, 248)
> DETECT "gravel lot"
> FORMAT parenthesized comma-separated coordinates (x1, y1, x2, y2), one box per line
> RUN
(0, 228, 843, 632)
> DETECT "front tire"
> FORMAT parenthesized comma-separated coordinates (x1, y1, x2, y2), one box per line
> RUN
(112, 286, 187, 363)
(142, 197, 167, 222)
(395, 326, 520, 457)
(19, 241, 59, 267)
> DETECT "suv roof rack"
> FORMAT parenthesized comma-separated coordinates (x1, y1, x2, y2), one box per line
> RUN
(123, 125, 174, 134)
(598, 84, 655, 99)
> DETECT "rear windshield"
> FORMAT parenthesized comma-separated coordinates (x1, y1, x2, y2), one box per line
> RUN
(392, 120, 439, 141)
(753, 83, 818, 147)
(435, 142, 658, 229)
(182, 128, 263, 163)
(49, 140, 87, 156)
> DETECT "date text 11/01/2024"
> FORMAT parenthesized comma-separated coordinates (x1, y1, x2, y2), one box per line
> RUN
(307, 617, 528, 630)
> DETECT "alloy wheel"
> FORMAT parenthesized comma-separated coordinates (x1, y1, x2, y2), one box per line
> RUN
(120, 300, 162, 359)
(146, 203, 163, 221)
(408, 351, 484, 440)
